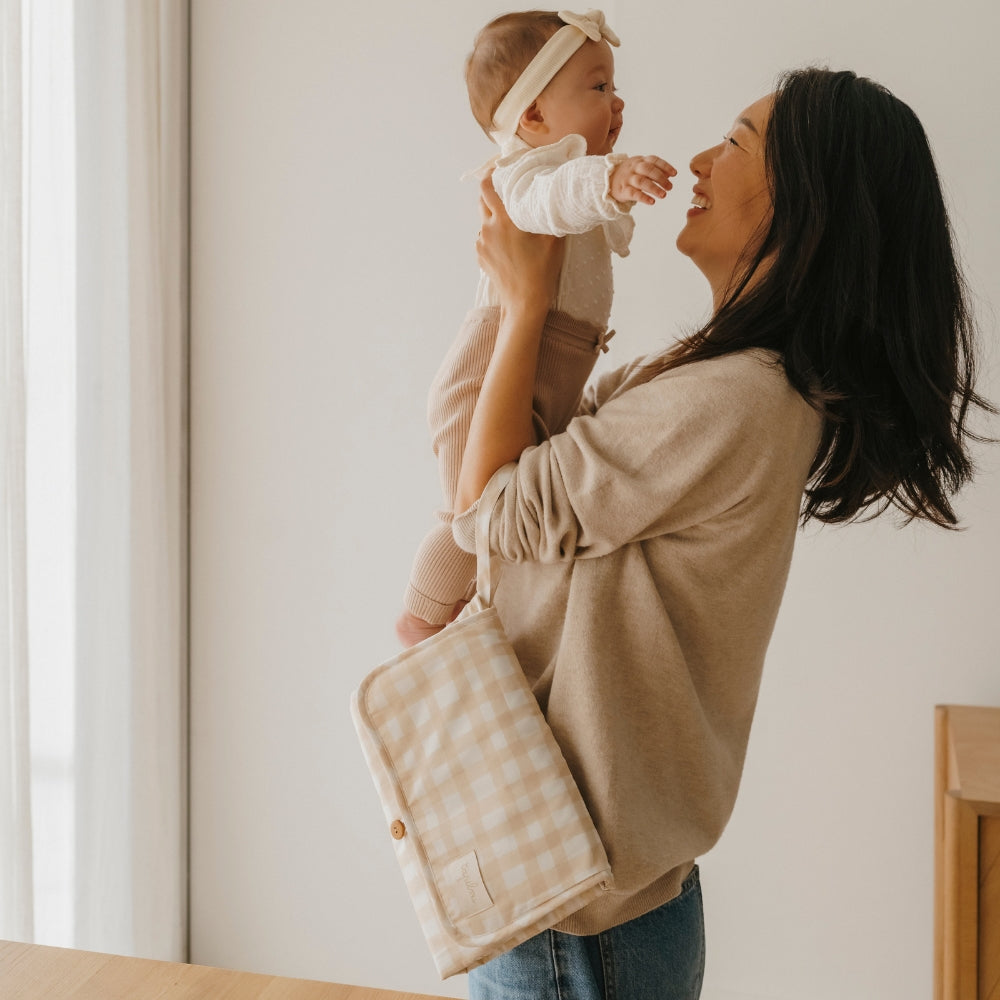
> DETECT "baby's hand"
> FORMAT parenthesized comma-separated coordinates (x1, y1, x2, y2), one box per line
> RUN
(609, 155, 677, 206)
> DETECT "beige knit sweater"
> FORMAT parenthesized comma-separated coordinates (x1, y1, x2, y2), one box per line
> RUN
(452, 342, 824, 934)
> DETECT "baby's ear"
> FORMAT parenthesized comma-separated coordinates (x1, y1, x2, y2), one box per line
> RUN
(518, 101, 546, 137)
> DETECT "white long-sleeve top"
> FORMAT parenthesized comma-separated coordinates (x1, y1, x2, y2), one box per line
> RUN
(474, 133, 635, 330)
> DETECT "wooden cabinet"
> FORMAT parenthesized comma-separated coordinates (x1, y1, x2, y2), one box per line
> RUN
(935, 705, 1000, 1000)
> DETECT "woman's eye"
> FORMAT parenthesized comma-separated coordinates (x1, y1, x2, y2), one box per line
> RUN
(724, 134, 740, 148)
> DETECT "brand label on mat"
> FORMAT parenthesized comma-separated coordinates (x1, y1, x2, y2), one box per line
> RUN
(444, 850, 494, 919)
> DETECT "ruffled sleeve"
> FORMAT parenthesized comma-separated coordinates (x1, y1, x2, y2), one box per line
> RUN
(491, 135, 635, 255)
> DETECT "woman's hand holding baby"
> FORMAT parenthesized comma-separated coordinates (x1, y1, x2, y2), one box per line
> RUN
(476, 174, 564, 315)
(610, 155, 676, 206)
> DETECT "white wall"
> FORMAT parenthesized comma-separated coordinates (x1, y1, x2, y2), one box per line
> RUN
(189, 1, 1000, 997)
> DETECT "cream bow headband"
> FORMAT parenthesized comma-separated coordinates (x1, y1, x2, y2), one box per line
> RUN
(489, 9, 620, 144)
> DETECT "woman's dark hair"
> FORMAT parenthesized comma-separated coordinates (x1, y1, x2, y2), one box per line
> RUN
(655, 67, 993, 527)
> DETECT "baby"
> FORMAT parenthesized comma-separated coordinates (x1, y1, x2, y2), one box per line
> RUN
(396, 8, 675, 646)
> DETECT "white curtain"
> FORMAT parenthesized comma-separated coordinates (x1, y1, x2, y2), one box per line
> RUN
(0, 0, 34, 944)
(1, 0, 189, 960)
(73, 0, 189, 961)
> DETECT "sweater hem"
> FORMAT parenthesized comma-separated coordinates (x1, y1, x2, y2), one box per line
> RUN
(550, 860, 695, 936)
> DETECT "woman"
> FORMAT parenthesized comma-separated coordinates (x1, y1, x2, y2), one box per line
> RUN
(446, 68, 989, 998)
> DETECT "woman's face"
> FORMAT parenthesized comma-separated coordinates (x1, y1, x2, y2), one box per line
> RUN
(676, 94, 774, 307)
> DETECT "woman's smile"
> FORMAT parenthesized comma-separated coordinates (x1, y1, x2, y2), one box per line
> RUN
(686, 187, 712, 216)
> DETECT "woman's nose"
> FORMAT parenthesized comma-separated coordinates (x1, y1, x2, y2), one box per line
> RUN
(689, 144, 716, 178)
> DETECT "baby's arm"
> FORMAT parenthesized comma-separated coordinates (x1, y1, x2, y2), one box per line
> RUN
(494, 140, 674, 235)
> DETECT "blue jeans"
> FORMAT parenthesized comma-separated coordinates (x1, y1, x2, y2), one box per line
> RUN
(468, 865, 705, 1000)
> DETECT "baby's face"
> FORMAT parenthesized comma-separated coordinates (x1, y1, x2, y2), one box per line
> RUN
(530, 39, 624, 155)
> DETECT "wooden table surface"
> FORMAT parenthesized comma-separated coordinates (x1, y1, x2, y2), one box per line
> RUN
(0, 940, 453, 1000)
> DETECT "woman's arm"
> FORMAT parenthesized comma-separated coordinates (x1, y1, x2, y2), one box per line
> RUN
(453, 178, 565, 514)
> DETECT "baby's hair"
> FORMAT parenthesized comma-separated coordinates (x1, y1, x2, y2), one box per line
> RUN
(465, 10, 565, 137)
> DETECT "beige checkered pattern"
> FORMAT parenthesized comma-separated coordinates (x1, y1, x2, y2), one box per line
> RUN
(352, 604, 612, 979)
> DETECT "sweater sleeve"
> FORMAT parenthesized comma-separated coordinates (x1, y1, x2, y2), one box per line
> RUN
(576, 351, 662, 416)
(453, 351, 822, 560)
(493, 135, 634, 246)
(403, 307, 611, 623)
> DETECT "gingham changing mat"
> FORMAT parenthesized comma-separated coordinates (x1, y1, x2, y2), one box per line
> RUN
(351, 465, 612, 978)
